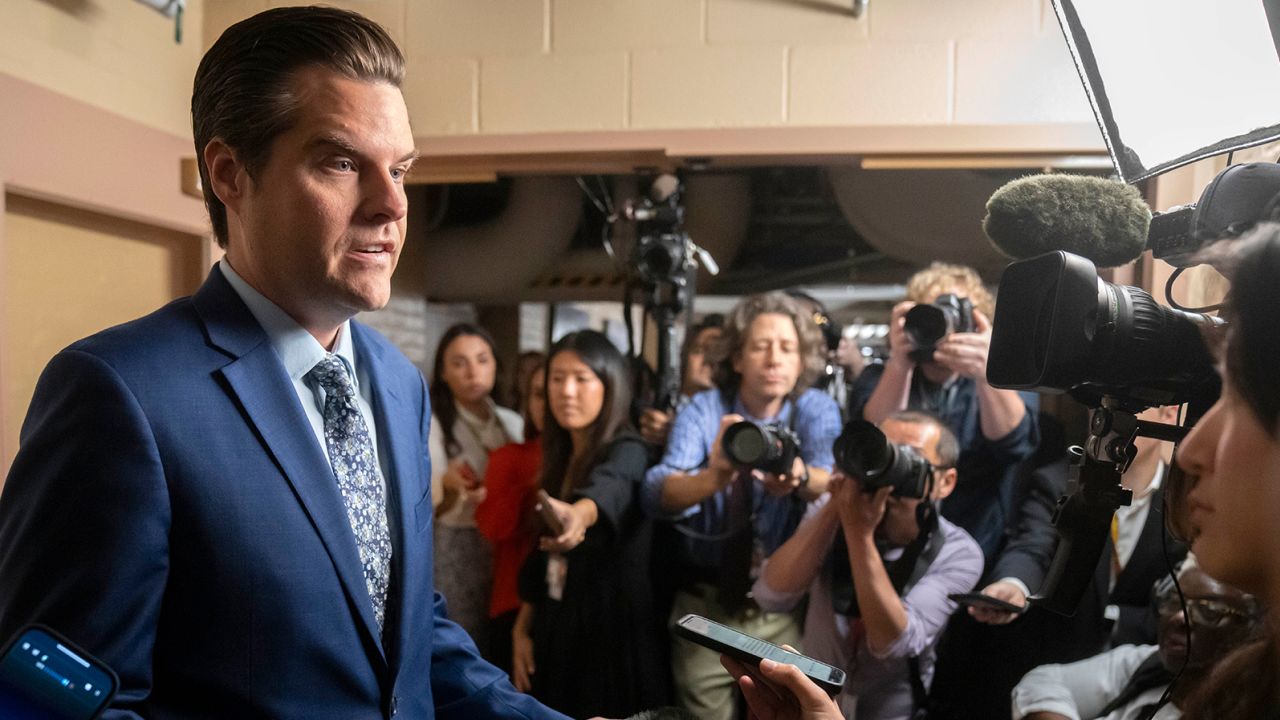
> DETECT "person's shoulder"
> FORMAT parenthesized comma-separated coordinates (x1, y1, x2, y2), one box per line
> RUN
(938, 515, 985, 566)
(795, 387, 840, 415)
(495, 404, 524, 434)
(65, 295, 203, 370)
(685, 388, 728, 417)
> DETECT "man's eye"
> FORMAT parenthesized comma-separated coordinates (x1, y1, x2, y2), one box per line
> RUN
(332, 159, 355, 172)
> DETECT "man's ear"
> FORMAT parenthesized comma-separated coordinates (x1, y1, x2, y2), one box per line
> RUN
(203, 139, 249, 214)
(934, 467, 958, 500)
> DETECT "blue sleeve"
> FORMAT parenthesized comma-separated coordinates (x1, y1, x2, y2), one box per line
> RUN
(642, 395, 714, 518)
(982, 390, 1040, 465)
(429, 591, 571, 719)
(797, 390, 842, 471)
(0, 350, 169, 720)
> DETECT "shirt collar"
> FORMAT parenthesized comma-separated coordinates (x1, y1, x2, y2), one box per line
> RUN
(731, 394, 792, 424)
(219, 259, 358, 387)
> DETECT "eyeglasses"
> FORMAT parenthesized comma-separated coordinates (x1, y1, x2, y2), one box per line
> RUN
(1157, 595, 1253, 627)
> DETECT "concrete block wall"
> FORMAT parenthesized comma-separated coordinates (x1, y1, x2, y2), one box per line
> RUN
(203, 0, 1094, 137)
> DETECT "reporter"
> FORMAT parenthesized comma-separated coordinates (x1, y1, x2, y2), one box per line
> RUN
(644, 291, 841, 720)
(1169, 224, 1280, 718)
(851, 263, 1039, 558)
(514, 331, 666, 718)
(429, 323, 523, 647)
(639, 314, 723, 445)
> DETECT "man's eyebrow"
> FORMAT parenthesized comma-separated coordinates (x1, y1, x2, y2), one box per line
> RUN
(309, 135, 420, 165)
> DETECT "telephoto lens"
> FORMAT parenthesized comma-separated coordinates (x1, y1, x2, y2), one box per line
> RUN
(832, 420, 933, 499)
(721, 421, 801, 476)
(902, 293, 974, 360)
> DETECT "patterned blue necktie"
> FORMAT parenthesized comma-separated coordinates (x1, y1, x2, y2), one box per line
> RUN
(307, 355, 392, 632)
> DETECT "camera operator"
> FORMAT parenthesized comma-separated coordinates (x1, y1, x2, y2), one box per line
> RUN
(751, 411, 983, 720)
(643, 291, 842, 720)
(638, 314, 724, 446)
(851, 262, 1039, 559)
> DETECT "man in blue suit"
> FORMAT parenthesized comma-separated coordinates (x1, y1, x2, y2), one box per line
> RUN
(0, 7, 569, 719)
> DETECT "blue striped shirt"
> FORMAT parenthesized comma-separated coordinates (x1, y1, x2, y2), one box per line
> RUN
(643, 387, 843, 569)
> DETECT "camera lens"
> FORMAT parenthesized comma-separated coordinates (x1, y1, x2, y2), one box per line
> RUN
(723, 422, 769, 467)
(903, 304, 950, 349)
(833, 421, 933, 499)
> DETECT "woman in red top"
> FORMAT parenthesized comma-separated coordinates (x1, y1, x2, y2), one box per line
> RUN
(475, 363, 545, 673)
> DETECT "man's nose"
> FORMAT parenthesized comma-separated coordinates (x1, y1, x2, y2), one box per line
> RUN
(361, 169, 408, 223)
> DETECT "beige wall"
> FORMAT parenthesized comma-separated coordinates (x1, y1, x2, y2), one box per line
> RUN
(2, 194, 203, 473)
(0, 0, 205, 139)
(204, 0, 1096, 143)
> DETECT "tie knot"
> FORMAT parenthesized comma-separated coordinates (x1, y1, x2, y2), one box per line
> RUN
(308, 355, 355, 398)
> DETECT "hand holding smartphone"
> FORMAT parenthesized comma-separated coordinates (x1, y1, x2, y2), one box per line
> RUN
(535, 489, 564, 536)
(675, 614, 845, 696)
(948, 592, 1027, 614)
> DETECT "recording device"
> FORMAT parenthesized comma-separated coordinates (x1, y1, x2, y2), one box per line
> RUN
(535, 489, 564, 536)
(614, 174, 719, 415)
(722, 421, 802, 476)
(982, 165, 1280, 271)
(1146, 162, 1280, 267)
(988, 251, 1221, 409)
(979, 163, 1280, 616)
(0, 625, 118, 720)
(902, 293, 974, 363)
(832, 420, 933, 499)
(674, 614, 846, 696)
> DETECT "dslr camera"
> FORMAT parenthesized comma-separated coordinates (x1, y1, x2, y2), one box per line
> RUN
(832, 420, 933, 500)
(722, 421, 802, 476)
(903, 293, 973, 363)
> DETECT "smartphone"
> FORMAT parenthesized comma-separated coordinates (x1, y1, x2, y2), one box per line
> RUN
(674, 614, 845, 696)
(0, 624, 118, 720)
(948, 592, 1027, 614)
(535, 489, 564, 536)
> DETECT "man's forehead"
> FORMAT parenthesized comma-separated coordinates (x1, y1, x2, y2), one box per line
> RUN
(881, 419, 939, 454)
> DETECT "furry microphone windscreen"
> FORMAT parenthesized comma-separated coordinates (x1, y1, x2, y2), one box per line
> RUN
(982, 174, 1152, 268)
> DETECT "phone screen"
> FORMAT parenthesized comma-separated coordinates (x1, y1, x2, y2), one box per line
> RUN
(0, 626, 117, 720)
(676, 614, 845, 693)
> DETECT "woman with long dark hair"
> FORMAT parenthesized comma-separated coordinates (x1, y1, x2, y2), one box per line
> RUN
(1169, 224, 1280, 718)
(511, 330, 666, 718)
(428, 323, 522, 649)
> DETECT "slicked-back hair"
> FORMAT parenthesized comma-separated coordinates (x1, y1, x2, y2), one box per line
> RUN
(710, 292, 825, 401)
(193, 6, 405, 248)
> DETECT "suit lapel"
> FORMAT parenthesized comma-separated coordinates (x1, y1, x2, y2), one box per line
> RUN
(353, 322, 425, 678)
(193, 268, 387, 663)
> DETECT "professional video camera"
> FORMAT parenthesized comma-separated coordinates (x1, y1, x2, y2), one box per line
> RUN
(611, 174, 719, 414)
(981, 161, 1280, 614)
(721, 420, 801, 476)
(832, 420, 933, 499)
(903, 293, 974, 364)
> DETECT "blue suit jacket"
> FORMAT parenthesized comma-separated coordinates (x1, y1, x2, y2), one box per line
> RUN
(0, 268, 568, 720)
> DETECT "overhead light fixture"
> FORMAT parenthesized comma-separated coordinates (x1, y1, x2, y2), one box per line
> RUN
(859, 154, 1114, 171)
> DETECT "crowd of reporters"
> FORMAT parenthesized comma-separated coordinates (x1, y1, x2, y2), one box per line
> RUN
(413, 248, 1279, 720)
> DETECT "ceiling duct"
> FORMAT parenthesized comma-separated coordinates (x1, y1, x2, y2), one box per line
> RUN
(827, 166, 1026, 282)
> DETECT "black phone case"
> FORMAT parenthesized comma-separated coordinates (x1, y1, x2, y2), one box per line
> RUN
(0, 623, 120, 720)
(948, 592, 1027, 614)
(673, 614, 845, 695)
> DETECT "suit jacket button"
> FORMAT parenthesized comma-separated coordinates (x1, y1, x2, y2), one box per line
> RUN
(390, 694, 398, 716)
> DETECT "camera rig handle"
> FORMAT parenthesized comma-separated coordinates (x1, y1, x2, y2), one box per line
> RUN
(1029, 403, 1186, 615)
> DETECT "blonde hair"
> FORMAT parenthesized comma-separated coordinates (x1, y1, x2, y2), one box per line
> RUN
(905, 262, 995, 319)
